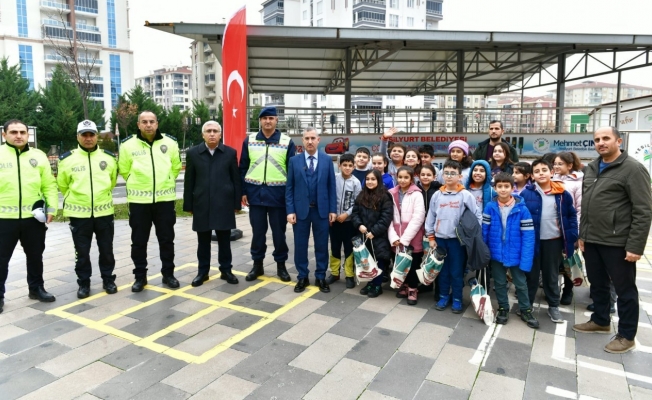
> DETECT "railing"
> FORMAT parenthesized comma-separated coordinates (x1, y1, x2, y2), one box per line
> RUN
(76, 24, 100, 32)
(75, 5, 98, 14)
(355, 16, 386, 24)
(353, 0, 386, 6)
(44, 53, 102, 65)
(40, 1, 70, 10)
(46, 72, 103, 81)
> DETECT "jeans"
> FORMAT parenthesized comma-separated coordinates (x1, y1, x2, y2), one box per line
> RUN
(491, 260, 531, 311)
(436, 237, 465, 301)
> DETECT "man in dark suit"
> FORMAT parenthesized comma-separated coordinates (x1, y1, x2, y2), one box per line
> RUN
(183, 121, 242, 287)
(286, 127, 337, 293)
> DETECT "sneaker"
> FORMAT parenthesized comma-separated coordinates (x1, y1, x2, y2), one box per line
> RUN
(467, 277, 478, 287)
(325, 274, 340, 285)
(560, 289, 573, 306)
(572, 320, 611, 334)
(451, 299, 463, 314)
(345, 277, 355, 289)
(396, 284, 408, 299)
(520, 309, 539, 329)
(434, 296, 450, 311)
(367, 285, 383, 298)
(407, 288, 418, 305)
(604, 334, 636, 354)
(360, 283, 373, 295)
(547, 306, 563, 323)
(496, 308, 509, 325)
(515, 308, 522, 317)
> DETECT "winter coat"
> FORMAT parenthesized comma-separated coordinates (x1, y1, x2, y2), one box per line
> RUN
(351, 191, 394, 260)
(472, 138, 519, 163)
(465, 160, 496, 223)
(388, 184, 426, 253)
(425, 184, 477, 239)
(580, 151, 652, 255)
(417, 181, 442, 215)
(490, 162, 514, 178)
(482, 196, 535, 272)
(382, 173, 394, 189)
(458, 207, 491, 271)
(183, 143, 242, 232)
(520, 182, 578, 258)
(554, 171, 583, 230)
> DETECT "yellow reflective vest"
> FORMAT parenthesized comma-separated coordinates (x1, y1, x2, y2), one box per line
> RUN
(244, 132, 291, 186)
(0, 144, 58, 219)
(57, 146, 118, 218)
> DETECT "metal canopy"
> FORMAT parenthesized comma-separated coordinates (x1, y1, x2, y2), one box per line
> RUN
(146, 23, 652, 97)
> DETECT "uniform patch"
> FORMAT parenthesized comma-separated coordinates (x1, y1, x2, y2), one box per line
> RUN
(160, 144, 168, 154)
(29, 158, 38, 167)
(59, 151, 72, 161)
(99, 161, 107, 171)
(103, 149, 115, 157)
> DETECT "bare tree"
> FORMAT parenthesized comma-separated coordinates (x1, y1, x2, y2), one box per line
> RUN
(41, 7, 99, 119)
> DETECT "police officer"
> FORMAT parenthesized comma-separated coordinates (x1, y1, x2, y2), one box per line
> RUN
(239, 106, 296, 282)
(57, 120, 118, 299)
(0, 119, 58, 313)
(119, 111, 182, 292)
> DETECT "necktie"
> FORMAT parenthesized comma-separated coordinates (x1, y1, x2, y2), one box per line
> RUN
(309, 156, 315, 174)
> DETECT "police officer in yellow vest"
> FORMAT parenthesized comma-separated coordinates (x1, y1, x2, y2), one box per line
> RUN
(57, 120, 118, 299)
(0, 119, 58, 313)
(239, 106, 296, 282)
(119, 111, 182, 292)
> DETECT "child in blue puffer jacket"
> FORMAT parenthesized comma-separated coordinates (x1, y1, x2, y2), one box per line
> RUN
(482, 172, 539, 329)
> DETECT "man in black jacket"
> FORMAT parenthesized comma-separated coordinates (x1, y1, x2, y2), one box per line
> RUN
(573, 126, 652, 354)
(183, 121, 242, 287)
(472, 120, 519, 162)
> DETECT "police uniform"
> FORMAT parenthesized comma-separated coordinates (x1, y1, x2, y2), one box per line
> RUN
(238, 106, 296, 281)
(0, 140, 58, 308)
(57, 124, 118, 297)
(118, 129, 181, 288)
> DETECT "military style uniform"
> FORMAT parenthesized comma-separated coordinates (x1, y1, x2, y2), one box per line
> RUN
(0, 143, 58, 302)
(57, 145, 118, 290)
(118, 130, 181, 280)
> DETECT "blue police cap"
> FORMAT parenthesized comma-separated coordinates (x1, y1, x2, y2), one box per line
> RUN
(259, 106, 278, 118)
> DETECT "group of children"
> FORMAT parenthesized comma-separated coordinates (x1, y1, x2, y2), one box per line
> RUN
(327, 138, 581, 329)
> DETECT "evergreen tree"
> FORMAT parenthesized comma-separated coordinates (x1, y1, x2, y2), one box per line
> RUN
(158, 106, 185, 141)
(109, 86, 162, 137)
(0, 58, 39, 127)
(249, 105, 262, 132)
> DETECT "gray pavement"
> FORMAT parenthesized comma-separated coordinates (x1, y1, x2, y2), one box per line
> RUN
(2, 214, 652, 399)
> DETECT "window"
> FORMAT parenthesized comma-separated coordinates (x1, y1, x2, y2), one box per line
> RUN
(355, 11, 385, 23)
(316, 0, 323, 14)
(389, 0, 398, 8)
(75, 0, 99, 14)
(407, 0, 414, 7)
(317, 19, 323, 26)
(303, 94, 308, 100)
(321, 95, 327, 101)
(18, 45, 34, 91)
(386, 95, 395, 100)
(303, 10, 308, 20)
(106, 0, 117, 46)
(407, 17, 414, 27)
(389, 14, 399, 27)
(16, 0, 28, 37)
(109, 54, 122, 107)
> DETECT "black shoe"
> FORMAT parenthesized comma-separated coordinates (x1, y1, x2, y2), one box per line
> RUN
(520, 309, 540, 329)
(315, 278, 330, 293)
(587, 303, 595, 312)
(294, 277, 310, 293)
(162, 275, 180, 288)
(192, 273, 209, 287)
(131, 277, 147, 292)
(246, 261, 264, 282)
(360, 283, 373, 295)
(276, 262, 291, 282)
(220, 272, 239, 285)
(325, 274, 340, 285)
(102, 275, 118, 294)
(367, 285, 383, 298)
(345, 277, 355, 289)
(77, 285, 90, 299)
(560, 289, 573, 306)
(0, 298, 4, 313)
(28, 286, 55, 302)
(496, 308, 509, 325)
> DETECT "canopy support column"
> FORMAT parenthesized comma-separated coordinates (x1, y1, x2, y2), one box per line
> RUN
(615, 71, 622, 129)
(456, 50, 465, 133)
(555, 54, 566, 133)
(344, 48, 352, 135)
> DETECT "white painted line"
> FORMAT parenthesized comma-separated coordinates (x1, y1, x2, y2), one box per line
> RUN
(545, 386, 576, 399)
(469, 324, 496, 366)
(577, 359, 652, 385)
(534, 302, 573, 314)
(552, 321, 574, 363)
(482, 324, 502, 367)
(640, 288, 652, 294)
(582, 312, 652, 330)
(635, 338, 652, 354)
(638, 277, 652, 282)
(641, 301, 652, 314)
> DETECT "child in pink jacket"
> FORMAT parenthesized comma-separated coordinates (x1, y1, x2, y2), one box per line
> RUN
(388, 166, 426, 305)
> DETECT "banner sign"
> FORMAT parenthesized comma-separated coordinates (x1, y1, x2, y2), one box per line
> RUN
(222, 6, 247, 160)
(627, 131, 652, 183)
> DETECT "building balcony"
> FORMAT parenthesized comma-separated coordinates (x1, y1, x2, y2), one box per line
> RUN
(204, 79, 216, 87)
(46, 72, 103, 82)
(353, 16, 386, 28)
(203, 44, 213, 54)
(74, 4, 98, 15)
(263, 0, 284, 17)
(40, 1, 70, 12)
(426, 0, 443, 20)
(353, 0, 386, 11)
(43, 53, 103, 65)
(76, 24, 100, 33)
(206, 91, 217, 99)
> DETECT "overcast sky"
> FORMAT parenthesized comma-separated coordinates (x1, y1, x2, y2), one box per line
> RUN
(130, 0, 652, 92)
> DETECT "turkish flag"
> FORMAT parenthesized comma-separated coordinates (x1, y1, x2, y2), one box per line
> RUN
(222, 6, 247, 160)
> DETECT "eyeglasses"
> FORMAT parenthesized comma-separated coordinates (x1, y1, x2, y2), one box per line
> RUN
(442, 172, 459, 177)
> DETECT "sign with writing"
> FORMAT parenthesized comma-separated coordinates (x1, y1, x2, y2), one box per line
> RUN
(627, 131, 652, 183)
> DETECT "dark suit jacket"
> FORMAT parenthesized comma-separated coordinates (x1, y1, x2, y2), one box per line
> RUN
(183, 142, 241, 232)
(286, 151, 336, 220)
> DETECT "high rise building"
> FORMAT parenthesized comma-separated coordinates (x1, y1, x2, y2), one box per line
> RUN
(0, 0, 134, 122)
(135, 66, 193, 111)
(556, 81, 652, 107)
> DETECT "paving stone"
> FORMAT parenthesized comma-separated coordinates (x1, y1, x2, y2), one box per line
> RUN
(127, 296, 188, 319)
(72, 394, 102, 400)
(172, 307, 236, 336)
(131, 383, 190, 400)
(54, 326, 106, 348)
(631, 385, 652, 399)
(230, 287, 275, 307)
(413, 381, 470, 400)
(346, 327, 407, 368)
(77, 298, 144, 321)
(304, 358, 380, 400)
(21, 361, 122, 400)
(0, 324, 28, 342)
(0, 319, 79, 355)
(480, 338, 531, 380)
(0, 307, 41, 328)
(426, 344, 478, 391)
(470, 372, 525, 400)
(230, 339, 307, 385)
(191, 373, 259, 400)
(38, 335, 130, 377)
(496, 314, 537, 345)
(419, 308, 466, 330)
(289, 333, 358, 375)
(28, 291, 81, 311)
(246, 366, 322, 400)
(91, 354, 186, 399)
(368, 351, 435, 400)
(244, 300, 283, 313)
(530, 331, 576, 372)
(0, 367, 56, 400)
(328, 309, 385, 340)
(522, 362, 578, 400)
(375, 305, 427, 334)
(193, 289, 232, 302)
(358, 295, 401, 315)
(127, 289, 165, 302)
(120, 309, 190, 338)
(106, 316, 139, 329)
(214, 279, 263, 294)
(279, 313, 340, 346)
(154, 331, 189, 348)
(231, 320, 294, 354)
(162, 348, 248, 394)
(314, 292, 368, 319)
(577, 355, 631, 400)
(535, 307, 575, 338)
(399, 322, 452, 359)
(171, 299, 211, 315)
(622, 349, 652, 390)
(0, 340, 70, 378)
(447, 318, 494, 350)
(358, 391, 399, 400)
(100, 344, 159, 370)
(276, 298, 326, 324)
(59, 303, 96, 315)
(260, 285, 301, 305)
(13, 313, 62, 331)
(217, 312, 262, 331)
(574, 328, 623, 364)
(172, 322, 240, 356)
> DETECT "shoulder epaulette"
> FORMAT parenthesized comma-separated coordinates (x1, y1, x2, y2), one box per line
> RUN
(121, 135, 134, 143)
(103, 149, 116, 157)
(58, 151, 72, 161)
(163, 133, 178, 141)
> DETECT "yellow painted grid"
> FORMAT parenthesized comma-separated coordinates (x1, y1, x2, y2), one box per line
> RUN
(46, 263, 318, 364)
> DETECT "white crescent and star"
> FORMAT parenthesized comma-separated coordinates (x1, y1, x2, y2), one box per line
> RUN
(227, 70, 245, 118)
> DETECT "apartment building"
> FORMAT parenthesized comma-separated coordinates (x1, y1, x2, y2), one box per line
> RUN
(556, 80, 652, 107)
(135, 66, 193, 111)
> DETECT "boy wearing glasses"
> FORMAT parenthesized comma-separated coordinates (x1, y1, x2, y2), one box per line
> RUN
(425, 160, 476, 313)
